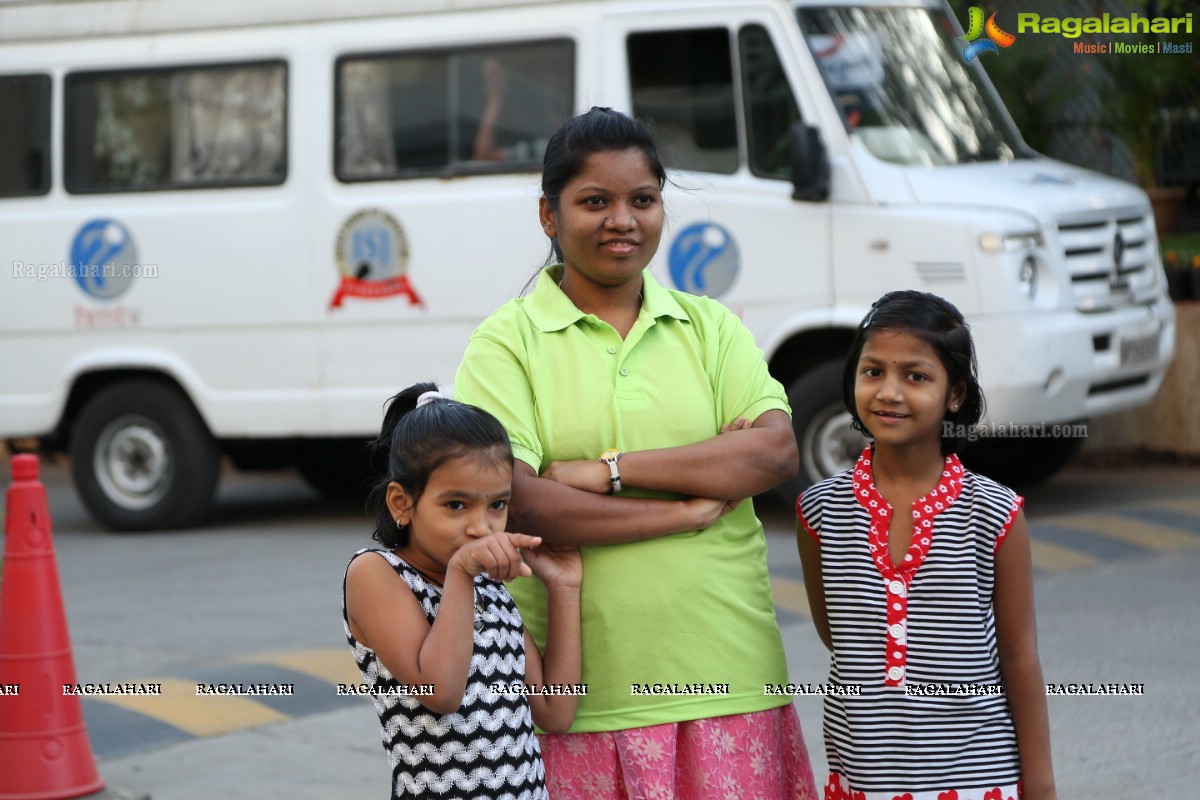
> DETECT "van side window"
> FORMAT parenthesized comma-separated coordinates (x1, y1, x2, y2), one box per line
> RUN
(627, 28, 738, 175)
(739, 25, 801, 179)
(336, 40, 574, 181)
(0, 74, 51, 197)
(65, 62, 286, 193)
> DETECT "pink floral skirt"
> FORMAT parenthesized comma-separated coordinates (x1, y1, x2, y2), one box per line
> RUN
(539, 705, 818, 800)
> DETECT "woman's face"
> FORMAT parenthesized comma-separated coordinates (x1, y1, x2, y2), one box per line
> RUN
(540, 148, 663, 290)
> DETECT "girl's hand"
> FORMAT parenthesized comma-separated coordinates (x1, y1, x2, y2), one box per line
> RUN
(542, 459, 611, 495)
(522, 543, 583, 591)
(449, 532, 541, 582)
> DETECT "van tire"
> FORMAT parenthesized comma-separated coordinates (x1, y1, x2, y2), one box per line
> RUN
(69, 380, 220, 531)
(772, 360, 866, 505)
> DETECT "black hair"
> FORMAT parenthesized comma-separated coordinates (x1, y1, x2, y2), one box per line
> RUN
(540, 106, 667, 264)
(366, 382, 512, 548)
(842, 290, 985, 455)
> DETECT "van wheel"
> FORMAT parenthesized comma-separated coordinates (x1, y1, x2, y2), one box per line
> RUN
(69, 380, 220, 531)
(772, 361, 866, 505)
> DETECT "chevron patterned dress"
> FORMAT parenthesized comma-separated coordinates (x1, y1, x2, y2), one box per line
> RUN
(343, 549, 548, 800)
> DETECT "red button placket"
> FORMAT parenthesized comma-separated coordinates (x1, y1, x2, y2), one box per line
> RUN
(853, 449, 964, 688)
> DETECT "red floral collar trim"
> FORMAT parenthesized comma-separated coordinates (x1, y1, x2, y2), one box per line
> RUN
(851, 446, 964, 686)
(852, 446, 964, 582)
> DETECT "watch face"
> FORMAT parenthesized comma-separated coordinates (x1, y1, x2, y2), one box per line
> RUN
(601, 449, 621, 462)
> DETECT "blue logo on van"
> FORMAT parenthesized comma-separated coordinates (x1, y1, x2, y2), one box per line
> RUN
(668, 222, 740, 298)
(70, 219, 137, 300)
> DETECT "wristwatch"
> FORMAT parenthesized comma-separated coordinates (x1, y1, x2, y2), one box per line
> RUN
(599, 448, 622, 494)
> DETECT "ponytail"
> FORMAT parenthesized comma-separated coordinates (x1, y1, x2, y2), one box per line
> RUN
(366, 382, 512, 547)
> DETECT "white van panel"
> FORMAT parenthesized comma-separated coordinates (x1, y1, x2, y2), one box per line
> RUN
(0, 0, 1177, 530)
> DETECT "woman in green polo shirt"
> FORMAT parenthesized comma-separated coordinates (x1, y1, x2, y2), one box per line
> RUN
(455, 107, 817, 799)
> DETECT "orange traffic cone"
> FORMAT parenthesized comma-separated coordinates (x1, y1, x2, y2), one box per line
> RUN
(0, 454, 105, 799)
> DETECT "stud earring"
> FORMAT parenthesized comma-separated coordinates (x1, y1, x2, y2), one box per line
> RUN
(950, 404, 960, 412)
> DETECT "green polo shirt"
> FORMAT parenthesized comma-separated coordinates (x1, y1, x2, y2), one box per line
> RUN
(455, 266, 791, 732)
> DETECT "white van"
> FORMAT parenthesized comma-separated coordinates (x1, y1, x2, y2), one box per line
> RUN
(0, 0, 1176, 530)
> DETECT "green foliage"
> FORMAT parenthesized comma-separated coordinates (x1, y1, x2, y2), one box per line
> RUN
(1162, 232, 1200, 255)
(946, 1, 1200, 184)
(1161, 232, 1200, 300)
(976, 32, 1069, 154)
(1098, 0, 1195, 18)
(1099, 32, 1199, 187)
(945, 2, 1079, 154)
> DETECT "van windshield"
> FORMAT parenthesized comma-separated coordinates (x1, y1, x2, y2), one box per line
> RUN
(795, 5, 1028, 166)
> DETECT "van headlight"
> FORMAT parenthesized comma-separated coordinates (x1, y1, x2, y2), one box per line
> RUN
(978, 230, 1044, 253)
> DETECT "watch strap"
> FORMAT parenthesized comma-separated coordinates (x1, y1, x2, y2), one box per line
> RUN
(600, 448, 622, 494)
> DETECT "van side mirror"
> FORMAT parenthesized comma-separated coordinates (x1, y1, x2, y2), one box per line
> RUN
(790, 123, 829, 202)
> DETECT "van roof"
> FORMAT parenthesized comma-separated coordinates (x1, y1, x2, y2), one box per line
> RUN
(0, 0, 948, 42)
(0, 0, 575, 41)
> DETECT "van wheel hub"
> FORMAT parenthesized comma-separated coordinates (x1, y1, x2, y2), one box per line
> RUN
(94, 415, 173, 510)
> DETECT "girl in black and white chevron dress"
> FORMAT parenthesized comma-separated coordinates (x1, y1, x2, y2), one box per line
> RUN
(343, 382, 582, 800)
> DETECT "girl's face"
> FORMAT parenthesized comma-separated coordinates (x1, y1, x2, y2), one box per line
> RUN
(539, 148, 663, 290)
(387, 451, 512, 580)
(854, 329, 965, 452)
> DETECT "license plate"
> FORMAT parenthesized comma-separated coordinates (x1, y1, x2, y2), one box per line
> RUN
(1119, 333, 1159, 366)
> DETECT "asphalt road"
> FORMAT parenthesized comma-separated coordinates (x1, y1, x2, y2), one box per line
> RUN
(2, 456, 1198, 798)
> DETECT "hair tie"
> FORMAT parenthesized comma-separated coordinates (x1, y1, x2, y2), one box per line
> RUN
(416, 390, 445, 409)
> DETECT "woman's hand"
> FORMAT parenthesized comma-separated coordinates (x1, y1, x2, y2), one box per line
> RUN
(542, 459, 612, 495)
(720, 417, 750, 434)
(541, 415, 771, 502)
(448, 532, 540, 582)
(542, 418, 750, 495)
(522, 542, 583, 591)
(682, 495, 740, 531)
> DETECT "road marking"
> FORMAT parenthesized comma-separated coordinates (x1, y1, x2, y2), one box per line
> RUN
(771, 575, 811, 618)
(1028, 539, 1100, 571)
(233, 648, 362, 686)
(81, 699, 193, 760)
(76, 498, 1195, 762)
(87, 678, 289, 737)
(1047, 514, 1200, 552)
(1146, 496, 1200, 517)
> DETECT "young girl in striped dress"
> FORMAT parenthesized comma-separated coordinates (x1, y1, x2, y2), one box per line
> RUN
(343, 382, 582, 799)
(797, 291, 1057, 800)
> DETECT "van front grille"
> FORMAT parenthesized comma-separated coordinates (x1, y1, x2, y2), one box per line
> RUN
(1057, 209, 1156, 313)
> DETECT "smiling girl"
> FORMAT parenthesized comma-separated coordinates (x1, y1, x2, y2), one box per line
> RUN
(797, 291, 1056, 800)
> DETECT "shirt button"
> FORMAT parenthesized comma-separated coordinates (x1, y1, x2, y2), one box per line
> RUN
(888, 580, 904, 596)
(619, 367, 629, 376)
(887, 666, 904, 682)
(889, 623, 904, 640)
(607, 346, 617, 354)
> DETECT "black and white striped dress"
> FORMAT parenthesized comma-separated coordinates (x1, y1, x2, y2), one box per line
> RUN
(342, 549, 548, 800)
(798, 448, 1023, 800)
